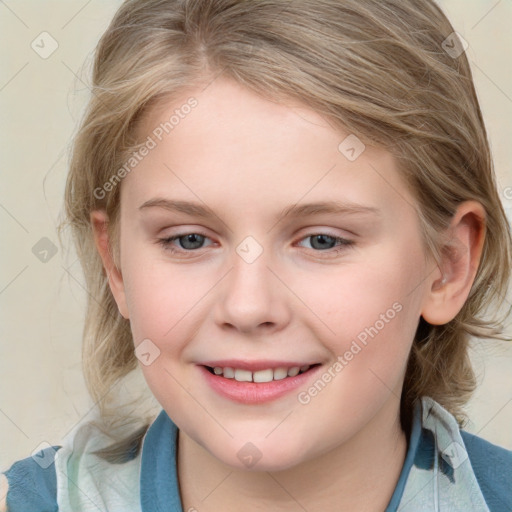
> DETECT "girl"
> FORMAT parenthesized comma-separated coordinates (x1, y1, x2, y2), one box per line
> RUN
(2, 0, 511, 510)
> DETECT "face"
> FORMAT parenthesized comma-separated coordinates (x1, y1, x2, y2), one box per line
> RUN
(110, 77, 432, 471)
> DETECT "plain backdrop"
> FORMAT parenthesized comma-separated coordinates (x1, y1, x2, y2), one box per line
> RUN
(1, 0, 512, 468)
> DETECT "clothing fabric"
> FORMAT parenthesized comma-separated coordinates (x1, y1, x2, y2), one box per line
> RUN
(3, 396, 511, 511)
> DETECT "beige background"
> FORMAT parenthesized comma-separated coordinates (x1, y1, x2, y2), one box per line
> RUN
(1, 0, 511, 470)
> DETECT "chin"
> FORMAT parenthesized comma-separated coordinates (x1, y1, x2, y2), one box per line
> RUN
(210, 437, 309, 473)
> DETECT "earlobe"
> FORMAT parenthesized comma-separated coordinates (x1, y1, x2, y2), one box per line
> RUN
(421, 201, 486, 326)
(90, 210, 130, 319)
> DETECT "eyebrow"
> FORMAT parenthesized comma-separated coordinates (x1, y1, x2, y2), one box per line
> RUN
(138, 198, 381, 220)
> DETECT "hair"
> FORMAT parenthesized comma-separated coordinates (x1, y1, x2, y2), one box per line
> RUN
(58, 0, 512, 460)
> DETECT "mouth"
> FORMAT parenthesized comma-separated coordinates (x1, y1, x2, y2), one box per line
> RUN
(203, 364, 320, 382)
(199, 362, 323, 404)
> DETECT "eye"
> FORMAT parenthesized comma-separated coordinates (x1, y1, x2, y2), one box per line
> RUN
(158, 231, 354, 258)
(296, 233, 354, 255)
(158, 232, 212, 254)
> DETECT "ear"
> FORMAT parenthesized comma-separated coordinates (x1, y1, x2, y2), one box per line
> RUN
(421, 200, 486, 325)
(90, 210, 130, 319)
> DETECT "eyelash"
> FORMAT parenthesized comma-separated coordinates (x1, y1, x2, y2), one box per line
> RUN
(157, 231, 355, 257)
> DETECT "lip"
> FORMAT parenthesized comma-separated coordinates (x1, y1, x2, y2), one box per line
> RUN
(198, 363, 323, 404)
(199, 359, 316, 372)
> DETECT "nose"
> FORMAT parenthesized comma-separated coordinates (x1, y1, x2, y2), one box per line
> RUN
(214, 244, 291, 335)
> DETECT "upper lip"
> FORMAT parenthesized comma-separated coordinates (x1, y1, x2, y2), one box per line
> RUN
(199, 360, 320, 372)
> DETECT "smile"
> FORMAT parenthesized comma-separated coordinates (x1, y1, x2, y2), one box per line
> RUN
(205, 365, 313, 382)
(199, 363, 322, 404)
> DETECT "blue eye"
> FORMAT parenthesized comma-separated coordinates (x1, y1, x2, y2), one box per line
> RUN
(297, 234, 354, 252)
(158, 233, 211, 254)
(157, 232, 354, 257)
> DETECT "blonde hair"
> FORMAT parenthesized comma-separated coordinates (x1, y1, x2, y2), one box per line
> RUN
(59, 0, 511, 457)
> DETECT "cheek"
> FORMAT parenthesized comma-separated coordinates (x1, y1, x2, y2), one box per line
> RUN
(300, 240, 424, 385)
(121, 247, 204, 342)
(121, 253, 203, 404)
(294, 251, 422, 433)
(306, 241, 422, 334)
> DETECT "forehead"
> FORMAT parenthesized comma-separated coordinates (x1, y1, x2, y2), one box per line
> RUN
(124, 77, 417, 221)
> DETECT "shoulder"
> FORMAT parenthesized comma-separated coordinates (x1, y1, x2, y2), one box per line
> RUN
(418, 396, 511, 511)
(55, 419, 145, 511)
(460, 429, 512, 510)
(1, 444, 61, 512)
(1, 418, 149, 512)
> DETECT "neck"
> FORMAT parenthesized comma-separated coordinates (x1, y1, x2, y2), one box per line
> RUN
(177, 397, 408, 512)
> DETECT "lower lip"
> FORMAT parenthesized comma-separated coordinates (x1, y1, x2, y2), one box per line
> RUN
(199, 365, 322, 404)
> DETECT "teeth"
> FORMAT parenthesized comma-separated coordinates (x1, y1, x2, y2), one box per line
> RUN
(223, 367, 235, 378)
(210, 364, 312, 381)
(234, 369, 252, 382)
(253, 369, 274, 383)
(273, 367, 288, 380)
(287, 366, 300, 377)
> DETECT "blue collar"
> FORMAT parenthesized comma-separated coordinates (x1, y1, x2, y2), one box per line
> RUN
(140, 409, 182, 512)
(139, 402, 424, 511)
(384, 399, 422, 510)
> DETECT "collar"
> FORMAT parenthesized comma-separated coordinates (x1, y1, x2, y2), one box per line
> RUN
(139, 396, 490, 512)
(140, 409, 182, 512)
(396, 396, 490, 511)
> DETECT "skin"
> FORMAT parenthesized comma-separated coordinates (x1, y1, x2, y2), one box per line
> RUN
(90, 76, 485, 511)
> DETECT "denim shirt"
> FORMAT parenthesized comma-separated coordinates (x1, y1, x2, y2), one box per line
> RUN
(3, 396, 511, 511)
